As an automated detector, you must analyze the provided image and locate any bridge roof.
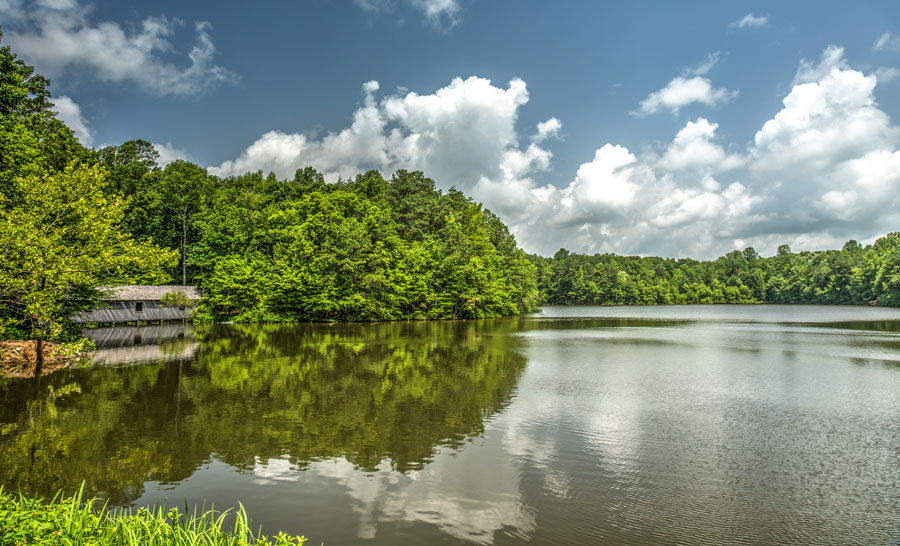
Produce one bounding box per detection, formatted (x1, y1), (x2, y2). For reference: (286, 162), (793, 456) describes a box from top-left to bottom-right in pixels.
(101, 285), (200, 301)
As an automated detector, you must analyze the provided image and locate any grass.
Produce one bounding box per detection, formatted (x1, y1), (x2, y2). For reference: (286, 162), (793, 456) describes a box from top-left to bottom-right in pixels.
(0, 485), (306, 545)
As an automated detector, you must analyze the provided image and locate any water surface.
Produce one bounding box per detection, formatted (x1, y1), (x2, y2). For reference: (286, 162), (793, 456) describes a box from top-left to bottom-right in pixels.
(2, 305), (900, 545)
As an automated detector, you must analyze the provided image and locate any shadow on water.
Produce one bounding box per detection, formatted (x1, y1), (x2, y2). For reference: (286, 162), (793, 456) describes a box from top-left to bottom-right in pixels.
(0, 320), (528, 504)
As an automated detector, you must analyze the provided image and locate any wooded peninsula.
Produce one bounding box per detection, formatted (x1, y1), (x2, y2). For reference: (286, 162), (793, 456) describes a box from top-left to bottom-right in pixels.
(2, 29), (900, 360)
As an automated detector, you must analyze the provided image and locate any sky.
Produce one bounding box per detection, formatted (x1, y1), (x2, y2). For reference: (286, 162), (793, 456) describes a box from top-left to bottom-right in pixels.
(2, 0), (900, 259)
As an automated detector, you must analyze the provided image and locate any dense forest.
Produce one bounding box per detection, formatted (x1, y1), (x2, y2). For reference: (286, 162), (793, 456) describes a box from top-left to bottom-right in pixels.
(531, 237), (900, 306)
(98, 147), (540, 321)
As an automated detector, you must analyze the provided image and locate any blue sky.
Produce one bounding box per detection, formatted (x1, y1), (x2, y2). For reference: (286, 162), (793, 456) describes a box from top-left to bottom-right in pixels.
(2, 0), (900, 258)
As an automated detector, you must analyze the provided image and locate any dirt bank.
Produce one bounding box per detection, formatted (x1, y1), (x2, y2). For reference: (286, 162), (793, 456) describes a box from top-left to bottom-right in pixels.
(0, 341), (81, 378)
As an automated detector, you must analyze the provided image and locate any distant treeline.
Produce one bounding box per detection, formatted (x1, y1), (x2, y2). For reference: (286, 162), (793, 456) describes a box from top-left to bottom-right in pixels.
(529, 237), (900, 306)
(99, 142), (540, 321)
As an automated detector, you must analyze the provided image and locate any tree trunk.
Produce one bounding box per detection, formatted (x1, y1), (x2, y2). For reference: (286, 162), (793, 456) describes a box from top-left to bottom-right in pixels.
(35, 338), (43, 376)
(182, 214), (187, 285)
(34, 277), (45, 375)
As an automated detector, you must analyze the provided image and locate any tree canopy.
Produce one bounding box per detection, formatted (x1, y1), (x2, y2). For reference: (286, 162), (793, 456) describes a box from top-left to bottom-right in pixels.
(170, 168), (541, 321)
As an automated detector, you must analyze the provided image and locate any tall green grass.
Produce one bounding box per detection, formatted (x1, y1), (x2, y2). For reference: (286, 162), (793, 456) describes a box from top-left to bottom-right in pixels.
(0, 486), (306, 545)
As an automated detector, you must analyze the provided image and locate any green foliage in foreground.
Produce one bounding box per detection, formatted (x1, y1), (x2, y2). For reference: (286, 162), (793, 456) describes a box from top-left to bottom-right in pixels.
(532, 234), (900, 306)
(0, 486), (306, 546)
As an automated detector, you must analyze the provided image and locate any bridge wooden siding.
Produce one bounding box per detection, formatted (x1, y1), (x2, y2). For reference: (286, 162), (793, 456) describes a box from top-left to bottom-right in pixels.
(71, 285), (200, 325)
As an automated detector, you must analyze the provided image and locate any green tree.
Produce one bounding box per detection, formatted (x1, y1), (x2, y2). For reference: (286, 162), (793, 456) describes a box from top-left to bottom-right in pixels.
(267, 190), (402, 320)
(97, 139), (160, 195)
(386, 170), (440, 241)
(190, 171), (275, 283)
(201, 254), (274, 321)
(0, 164), (178, 366)
(157, 160), (211, 284)
(874, 245), (900, 306)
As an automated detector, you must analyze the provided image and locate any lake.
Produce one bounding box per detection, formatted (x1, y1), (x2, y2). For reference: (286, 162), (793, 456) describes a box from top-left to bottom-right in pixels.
(2, 305), (900, 545)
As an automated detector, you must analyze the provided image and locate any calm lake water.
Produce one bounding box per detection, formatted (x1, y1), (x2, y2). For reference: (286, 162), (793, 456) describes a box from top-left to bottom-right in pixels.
(3, 305), (900, 545)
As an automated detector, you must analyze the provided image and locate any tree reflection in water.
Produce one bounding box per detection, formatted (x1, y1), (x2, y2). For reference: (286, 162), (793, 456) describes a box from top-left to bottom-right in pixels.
(0, 320), (528, 505)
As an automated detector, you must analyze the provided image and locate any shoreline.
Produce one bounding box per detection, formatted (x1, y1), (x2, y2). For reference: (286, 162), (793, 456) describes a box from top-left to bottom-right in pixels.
(0, 340), (85, 379)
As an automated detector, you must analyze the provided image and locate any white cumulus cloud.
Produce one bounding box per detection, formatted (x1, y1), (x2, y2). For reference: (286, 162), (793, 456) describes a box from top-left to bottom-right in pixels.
(51, 95), (93, 146)
(1, 0), (237, 96)
(792, 44), (848, 85)
(636, 76), (738, 116)
(748, 45), (900, 236)
(505, 46), (900, 257)
(562, 144), (641, 214)
(510, 140), (763, 258)
(153, 142), (190, 167)
(212, 45), (900, 259)
(533, 118), (562, 143)
(212, 76), (536, 190)
(658, 118), (745, 172)
(754, 47), (898, 174)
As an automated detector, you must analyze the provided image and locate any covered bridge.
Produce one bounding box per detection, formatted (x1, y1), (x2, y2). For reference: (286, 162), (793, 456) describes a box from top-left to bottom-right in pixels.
(71, 285), (201, 325)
